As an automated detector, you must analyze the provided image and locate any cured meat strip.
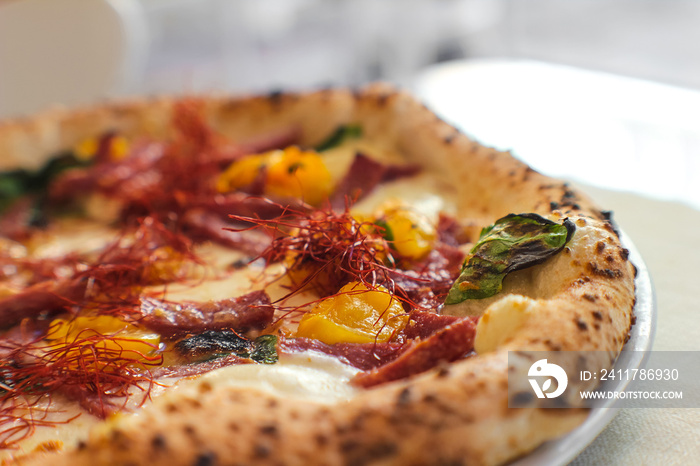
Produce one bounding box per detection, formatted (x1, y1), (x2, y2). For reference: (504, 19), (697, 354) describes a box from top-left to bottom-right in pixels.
(56, 385), (121, 419)
(330, 153), (422, 208)
(402, 310), (461, 340)
(188, 192), (296, 220)
(138, 290), (274, 338)
(0, 279), (85, 329)
(181, 208), (270, 256)
(278, 337), (404, 371)
(237, 126), (301, 157)
(352, 317), (477, 388)
(0, 197), (38, 241)
(152, 353), (251, 379)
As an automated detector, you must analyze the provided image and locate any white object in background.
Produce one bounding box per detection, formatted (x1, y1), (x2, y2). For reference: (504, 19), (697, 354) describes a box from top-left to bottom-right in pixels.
(413, 59), (700, 210)
(0, 0), (148, 119)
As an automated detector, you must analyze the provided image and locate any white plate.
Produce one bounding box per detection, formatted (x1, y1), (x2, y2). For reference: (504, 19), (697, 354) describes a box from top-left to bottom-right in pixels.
(510, 228), (656, 465)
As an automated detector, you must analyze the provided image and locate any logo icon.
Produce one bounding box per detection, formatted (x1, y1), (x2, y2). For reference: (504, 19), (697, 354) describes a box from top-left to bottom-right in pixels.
(528, 359), (568, 399)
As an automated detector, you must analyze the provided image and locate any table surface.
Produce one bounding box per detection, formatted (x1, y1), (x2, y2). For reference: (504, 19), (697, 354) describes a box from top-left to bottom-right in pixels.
(413, 59), (700, 465)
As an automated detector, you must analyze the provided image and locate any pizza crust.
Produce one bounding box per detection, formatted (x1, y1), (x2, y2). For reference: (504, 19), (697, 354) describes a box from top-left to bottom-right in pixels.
(2, 85), (636, 466)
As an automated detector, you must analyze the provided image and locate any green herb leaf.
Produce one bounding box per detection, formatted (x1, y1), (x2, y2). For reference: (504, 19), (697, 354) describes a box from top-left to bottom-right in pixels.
(445, 213), (575, 304)
(315, 124), (363, 151)
(250, 335), (278, 364)
(373, 218), (394, 242)
(0, 151), (89, 214)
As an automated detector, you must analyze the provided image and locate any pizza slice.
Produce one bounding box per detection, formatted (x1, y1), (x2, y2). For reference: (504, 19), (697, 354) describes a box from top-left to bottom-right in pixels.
(0, 85), (636, 465)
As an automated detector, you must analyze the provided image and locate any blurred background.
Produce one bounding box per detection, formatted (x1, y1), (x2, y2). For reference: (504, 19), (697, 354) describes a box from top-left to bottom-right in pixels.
(1, 0), (699, 208)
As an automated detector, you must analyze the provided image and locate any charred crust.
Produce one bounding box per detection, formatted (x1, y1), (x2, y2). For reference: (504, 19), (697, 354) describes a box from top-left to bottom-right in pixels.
(254, 443), (272, 458)
(165, 402), (179, 413)
(592, 310), (604, 320)
(397, 387), (412, 406)
(366, 441), (398, 459)
(259, 424), (278, 437)
(340, 439), (359, 453)
(620, 248), (630, 261)
(596, 241), (606, 253)
(574, 276), (592, 286)
(436, 364), (451, 378)
(583, 293), (597, 302)
(193, 452), (217, 466)
(151, 433), (167, 450)
(575, 318), (588, 331)
(315, 434), (329, 447)
(183, 424), (197, 439)
(511, 391), (534, 405)
(586, 262), (624, 279)
(443, 131), (458, 144)
(550, 201), (560, 210)
(266, 90), (285, 106)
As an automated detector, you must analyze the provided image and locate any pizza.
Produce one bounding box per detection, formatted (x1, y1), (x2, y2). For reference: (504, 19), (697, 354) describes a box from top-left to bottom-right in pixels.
(0, 84), (636, 465)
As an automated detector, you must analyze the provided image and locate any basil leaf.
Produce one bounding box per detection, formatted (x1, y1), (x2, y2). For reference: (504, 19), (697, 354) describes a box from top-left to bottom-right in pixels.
(315, 124), (362, 151)
(373, 218), (394, 242)
(250, 335), (278, 364)
(445, 213), (575, 304)
(0, 151), (88, 214)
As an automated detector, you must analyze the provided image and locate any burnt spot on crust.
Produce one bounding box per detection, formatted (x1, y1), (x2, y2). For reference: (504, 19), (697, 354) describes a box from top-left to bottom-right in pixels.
(583, 293), (597, 302)
(605, 255), (615, 263)
(344, 440), (399, 466)
(254, 443), (272, 458)
(193, 452), (217, 466)
(443, 131), (459, 144)
(587, 262), (624, 279)
(151, 433), (167, 450)
(574, 276), (592, 286)
(575, 318), (588, 331)
(522, 166), (538, 182)
(376, 93), (391, 106)
(436, 364), (451, 378)
(165, 402), (179, 413)
(550, 201), (560, 211)
(266, 89), (284, 106)
(511, 391), (534, 405)
(596, 241), (606, 254)
(620, 248), (630, 261)
(259, 424), (278, 437)
(397, 387), (412, 406)
(340, 439), (359, 453)
(592, 310), (604, 320)
(315, 433), (329, 447)
(183, 424), (198, 439)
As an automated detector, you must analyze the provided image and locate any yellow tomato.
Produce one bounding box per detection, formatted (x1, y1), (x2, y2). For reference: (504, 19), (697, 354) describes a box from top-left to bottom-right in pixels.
(378, 206), (437, 260)
(47, 315), (161, 363)
(216, 153), (268, 193)
(217, 147), (333, 205)
(74, 135), (129, 161)
(265, 147), (333, 205)
(296, 282), (407, 344)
